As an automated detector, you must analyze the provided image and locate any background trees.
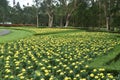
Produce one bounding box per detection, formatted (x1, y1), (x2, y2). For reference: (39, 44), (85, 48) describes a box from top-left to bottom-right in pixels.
(0, 0), (120, 31)
(42, 0), (56, 27)
(0, 0), (9, 24)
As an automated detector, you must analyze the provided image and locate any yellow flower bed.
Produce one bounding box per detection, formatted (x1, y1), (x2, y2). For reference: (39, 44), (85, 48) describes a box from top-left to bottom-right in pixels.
(0, 28), (119, 80)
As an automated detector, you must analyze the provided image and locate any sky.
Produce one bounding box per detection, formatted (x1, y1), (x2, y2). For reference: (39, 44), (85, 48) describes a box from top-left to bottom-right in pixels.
(8, 0), (34, 7)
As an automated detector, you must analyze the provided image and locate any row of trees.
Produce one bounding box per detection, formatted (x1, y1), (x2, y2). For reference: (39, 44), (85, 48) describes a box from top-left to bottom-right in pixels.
(0, 0), (120, 31)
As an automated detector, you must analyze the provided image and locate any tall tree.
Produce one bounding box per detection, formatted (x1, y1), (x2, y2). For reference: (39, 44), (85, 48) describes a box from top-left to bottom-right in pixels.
(11, 2), (23, 24)
(33, 0), (41, 27)
(101, 0), (112, 31)
(22, 5), (37, 24)
(58, 0), (78, 27)
(0, 0), (9, 24)
(42, 0), (57, 27)
(72, 0), (88, 27)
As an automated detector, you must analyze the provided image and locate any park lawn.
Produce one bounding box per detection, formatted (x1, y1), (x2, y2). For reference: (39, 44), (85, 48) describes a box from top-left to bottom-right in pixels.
(0, 28), (34, 43)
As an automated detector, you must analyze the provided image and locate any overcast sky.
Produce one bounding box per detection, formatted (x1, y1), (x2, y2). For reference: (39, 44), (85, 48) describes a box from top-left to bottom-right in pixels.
(8, 0), (33, 7)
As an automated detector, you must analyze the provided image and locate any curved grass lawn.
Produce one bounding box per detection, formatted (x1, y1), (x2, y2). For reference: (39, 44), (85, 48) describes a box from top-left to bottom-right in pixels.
(0, 29), (34, 43)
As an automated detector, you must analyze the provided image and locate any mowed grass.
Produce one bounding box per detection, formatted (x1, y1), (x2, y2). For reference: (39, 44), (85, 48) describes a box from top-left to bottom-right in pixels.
(0, 28), (34, 43)
(0, 27), (120, 79)
(89, 44), (120, 71)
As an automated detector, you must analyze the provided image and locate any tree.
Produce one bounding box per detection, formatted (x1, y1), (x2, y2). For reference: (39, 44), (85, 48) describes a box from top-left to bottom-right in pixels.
(110, 0), (120, 30)
(22, 5), (37, 24)
(10, 2), (23, 24)
(0, 0), (9, 24)
(41, 0), (57, 27)
(58, 0), (78, 27)
(33, 0), (41, 27)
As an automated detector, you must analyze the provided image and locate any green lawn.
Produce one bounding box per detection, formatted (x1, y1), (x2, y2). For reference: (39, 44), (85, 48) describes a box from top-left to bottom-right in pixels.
(0, 28), (34, 43)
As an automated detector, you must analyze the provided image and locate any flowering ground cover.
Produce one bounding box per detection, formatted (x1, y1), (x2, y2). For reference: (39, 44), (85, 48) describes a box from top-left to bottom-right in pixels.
(0, 28), (120, 80)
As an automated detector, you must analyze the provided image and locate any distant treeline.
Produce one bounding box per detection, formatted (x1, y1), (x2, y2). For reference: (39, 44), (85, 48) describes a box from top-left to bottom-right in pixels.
(0, 0), (120, 31)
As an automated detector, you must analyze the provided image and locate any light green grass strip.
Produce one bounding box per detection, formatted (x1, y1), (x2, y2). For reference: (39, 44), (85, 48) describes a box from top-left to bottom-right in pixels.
(0, 29), (34, 43)
(89, 44), (120, 71)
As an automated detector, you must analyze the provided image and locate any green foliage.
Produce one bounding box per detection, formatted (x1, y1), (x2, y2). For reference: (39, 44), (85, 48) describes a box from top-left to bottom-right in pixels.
(0, 0), (9, 23)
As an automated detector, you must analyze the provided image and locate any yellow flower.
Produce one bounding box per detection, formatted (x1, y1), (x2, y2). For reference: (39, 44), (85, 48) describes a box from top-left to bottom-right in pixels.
(108, 75), (114, 79)
(49, 76), (54, 80)
(45, 72), (49, 76)
(49, 77), (54, 80)
(20, 76), (24, 79)
(53, 66), (57, 69)
(75, 66), (78, 68)
(56, 69), (61, 73)
(99, 68), (105, 71)
(41, 67), (45, 70)
(10, 76), (14, 79)
(101, 75), (104, 78)
(95, 76), (99, 79)
(93, 69), (97, 72)
(80, 78), (86, 80)
(107, 73), (114, 78)
(4, 75), (9, 78)
(73, 78), (77, 80)
(35, 70), (41, 76)
(80, 70), (86, 72)
(90, 73), (94, 77)
(60, 72), (64, 75)
(72, 63), (75, 66)
(22, 68), (26, 72)
(76, 74), (80, 77)
(85, 65), (89, 68)
(16, 67), (20, 69)
(64, 77), (71, 80)
(99, 73), (104, 76)
(5, 69), (11, 73)
(69, 70), (73, 73)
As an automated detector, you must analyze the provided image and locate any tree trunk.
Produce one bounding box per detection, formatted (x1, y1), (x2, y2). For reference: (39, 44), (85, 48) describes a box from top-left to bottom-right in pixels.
(36, 14), (39, 27)
(64, 0), (78, 27)
(106, 0), (111, 31)
(98, 0), (101, 29)
(2, 15), (5, 24)
(65, 14), (70, 27)
(60, 17), (63, 27)
(106, 16), (110, 31)
(65, 20), (69, 27)
(48, 15), (53, 27)
(104, 2), (110, 31)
